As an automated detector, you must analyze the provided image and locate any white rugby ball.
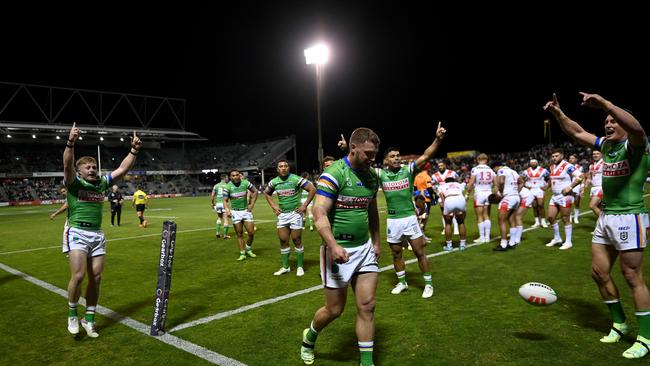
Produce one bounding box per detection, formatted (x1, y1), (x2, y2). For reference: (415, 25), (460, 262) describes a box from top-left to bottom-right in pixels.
(518, 282), (557, 305)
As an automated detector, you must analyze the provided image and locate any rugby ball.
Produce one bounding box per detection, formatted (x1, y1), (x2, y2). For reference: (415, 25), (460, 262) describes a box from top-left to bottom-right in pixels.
(488, 193), (501, 204)
(518, 282), (557, 305)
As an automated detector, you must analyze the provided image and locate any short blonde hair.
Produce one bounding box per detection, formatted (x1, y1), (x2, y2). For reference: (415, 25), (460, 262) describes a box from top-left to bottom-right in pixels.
(75, 156), (97, 169)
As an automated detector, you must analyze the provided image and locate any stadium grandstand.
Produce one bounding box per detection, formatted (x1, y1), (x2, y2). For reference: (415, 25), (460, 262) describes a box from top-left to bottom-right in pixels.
(0, 81), (298, 205)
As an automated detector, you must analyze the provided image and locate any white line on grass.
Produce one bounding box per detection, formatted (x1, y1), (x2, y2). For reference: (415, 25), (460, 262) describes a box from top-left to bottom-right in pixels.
(0, 261), (246, 366)
(171, 198), (646, 333)
(0, 220), (278, 255)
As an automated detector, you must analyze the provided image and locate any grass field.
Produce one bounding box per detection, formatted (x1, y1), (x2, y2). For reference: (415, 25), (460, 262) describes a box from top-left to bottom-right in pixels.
(1, 191), (649, 365)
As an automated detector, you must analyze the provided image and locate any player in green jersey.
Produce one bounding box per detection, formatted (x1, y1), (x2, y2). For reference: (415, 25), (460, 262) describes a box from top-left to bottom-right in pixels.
(301, 128), (381, 366)
(545, 92), (650, 359)
(378, 121), (446, 299)
(210, 173), (231, 239)
(264, 160), (316, 276)
(223, 170), (258, 261)
(63, 123), (141, 338)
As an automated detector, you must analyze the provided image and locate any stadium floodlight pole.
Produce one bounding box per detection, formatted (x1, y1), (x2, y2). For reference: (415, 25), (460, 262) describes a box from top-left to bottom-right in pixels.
(304, 43), (329, 165)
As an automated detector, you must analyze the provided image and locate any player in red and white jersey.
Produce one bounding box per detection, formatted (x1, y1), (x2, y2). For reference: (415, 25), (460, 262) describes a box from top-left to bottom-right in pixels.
(522, 159), (550, 228)
(545, 148), (583, 250)
(438, 178), (467, 251)
(433, 161), (459, 236)
(512, 185), (535, 245)
(493, 164), (522, 251)
(466, 153), (494, 243)
(568, 154), (586, 224)
(584, 150), (604, 217)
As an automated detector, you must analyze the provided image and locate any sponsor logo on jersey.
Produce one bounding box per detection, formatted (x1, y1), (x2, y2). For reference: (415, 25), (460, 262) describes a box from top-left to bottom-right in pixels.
(382, 178), (409, 191)
(230, 191), (247, 199)
(78, 189), (105, 202)
(603, 160), (630, 177)
(336, 195), (372, 209)
(276, 188), (296, 197)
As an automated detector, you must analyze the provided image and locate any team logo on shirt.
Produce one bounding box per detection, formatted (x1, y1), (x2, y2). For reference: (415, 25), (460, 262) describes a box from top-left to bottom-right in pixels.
(336, 195), (372, 209)
(603, 160), (630, 177)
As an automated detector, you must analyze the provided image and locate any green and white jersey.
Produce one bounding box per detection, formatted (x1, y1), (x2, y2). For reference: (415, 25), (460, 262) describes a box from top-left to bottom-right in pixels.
(317, 157), (380, 248)
(224, 179), (254, 210)
(595, 137), (650, 214)
(66, 174), (111, 230)
(266, 173), (309, 213)
(212, 182), (228, 204)
(376, 161), (419, 219)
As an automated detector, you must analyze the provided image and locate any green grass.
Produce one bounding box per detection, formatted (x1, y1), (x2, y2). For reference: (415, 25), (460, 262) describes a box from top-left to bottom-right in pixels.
(1, 191), (648, 365)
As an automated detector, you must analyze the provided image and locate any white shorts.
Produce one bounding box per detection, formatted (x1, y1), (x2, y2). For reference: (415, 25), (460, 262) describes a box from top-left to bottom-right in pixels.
(474, 190), (491, 207)
(320, 240), (379, 288)
(277, 211), (304, 230)
(443, 196), (466, 215)
(213, 202), (225, 214)
(550, 194), (574, 208)
(572, 184), (583, 197)
(592, 213), (649, 251)
(63, 226), (106, 257)
(386, 215), (423, 244)
(231, 209), (254, 224)
(519, 190), (534, 208)
(590, 186), (603, 199)
(529, 187), (545, 200)
(498, 195), (520, 212)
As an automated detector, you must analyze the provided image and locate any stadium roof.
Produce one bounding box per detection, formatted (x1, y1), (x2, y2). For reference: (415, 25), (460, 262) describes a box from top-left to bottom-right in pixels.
(0, 122), (206, 142)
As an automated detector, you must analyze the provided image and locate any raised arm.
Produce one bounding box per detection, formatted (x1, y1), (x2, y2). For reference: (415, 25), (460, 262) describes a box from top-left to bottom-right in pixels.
(415, 122), (446, 169)
(63, 123), (80, 186)
(580, 92), (646, 146)
(112, 131), (142, 182)
(543, 93), (597, 147)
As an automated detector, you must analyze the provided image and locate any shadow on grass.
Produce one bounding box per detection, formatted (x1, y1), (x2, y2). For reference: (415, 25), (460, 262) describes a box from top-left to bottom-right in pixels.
(513, 332), (549, 341)
(317, 329), (360, 363)
(562, 296), (609, 332)
(0, 274), (20, 286)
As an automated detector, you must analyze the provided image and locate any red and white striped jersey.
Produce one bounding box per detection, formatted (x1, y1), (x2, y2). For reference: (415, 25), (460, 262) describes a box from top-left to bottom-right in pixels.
(549, 160), (576, 194)
(432, 169), (458, 185)
(522, 166), (549, 189)
(470, 164), (494, 192)
(589, 159), (604, 187)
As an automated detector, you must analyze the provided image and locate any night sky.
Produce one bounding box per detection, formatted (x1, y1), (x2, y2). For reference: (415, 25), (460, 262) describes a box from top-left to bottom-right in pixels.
(1, 3), (648, 170)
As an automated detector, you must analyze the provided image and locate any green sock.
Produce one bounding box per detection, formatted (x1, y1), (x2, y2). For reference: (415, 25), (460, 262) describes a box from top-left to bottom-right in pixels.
(296, 247), (304, 268)
(224, 226), (230, 236)
(85, 306), (96, 322)
(605, 300), (627, 324)
(396, 270), (406, 285)
(281, 248), (290, 268)
(423, 272), (432, 286)
(358, 341), (374, 366)
(306, 322), (318, 343)
(68, 302), (78, 317)
(636, 309), (650, 339)
(216, 222), (222, 234)
(308, 216), (313, 226)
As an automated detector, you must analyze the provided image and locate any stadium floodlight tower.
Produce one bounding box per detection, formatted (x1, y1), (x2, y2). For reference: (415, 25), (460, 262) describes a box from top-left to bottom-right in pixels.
(304, 43), (329, 166)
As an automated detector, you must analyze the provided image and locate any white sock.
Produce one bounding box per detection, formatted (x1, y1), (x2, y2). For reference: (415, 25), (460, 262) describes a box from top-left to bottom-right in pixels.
(500, 239), (508, 248)
(574, 209), (580, 219)
(534, 217), (540, 224)
(516, 226), (523, 242)
(542, 218), (548, 225)
(446, 240), (452, 247)
(477, 221), (485, 241)
(564, 224), (572, 243)
(552, 223), (561, 240)
(460, 239), (466, 247)
(484, 220), (491, 241)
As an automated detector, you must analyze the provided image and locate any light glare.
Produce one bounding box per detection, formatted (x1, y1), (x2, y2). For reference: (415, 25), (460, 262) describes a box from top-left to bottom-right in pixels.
(304, 44), (329, 65)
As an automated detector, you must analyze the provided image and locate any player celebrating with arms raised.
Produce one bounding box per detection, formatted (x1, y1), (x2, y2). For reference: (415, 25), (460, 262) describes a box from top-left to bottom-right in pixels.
(63, 124), (141, 338)
(545, 92), (650, 359)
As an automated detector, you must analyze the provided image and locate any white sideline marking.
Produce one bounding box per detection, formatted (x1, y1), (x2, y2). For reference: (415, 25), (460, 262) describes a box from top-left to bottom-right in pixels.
(146, 216), (179, 219)
(0, 220), (277, 255)
(0, 261), (246, 366)
(148, 208), (173, 211)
